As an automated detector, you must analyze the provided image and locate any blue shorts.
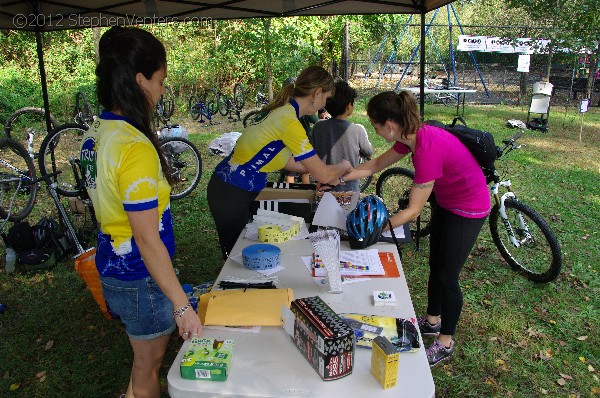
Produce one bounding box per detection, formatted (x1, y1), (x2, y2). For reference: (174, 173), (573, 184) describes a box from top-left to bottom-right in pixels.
(100, 275), (176, 340)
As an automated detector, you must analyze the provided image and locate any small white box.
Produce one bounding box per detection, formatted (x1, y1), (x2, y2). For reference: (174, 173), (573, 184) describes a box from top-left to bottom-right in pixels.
(373, 291), (397, 307)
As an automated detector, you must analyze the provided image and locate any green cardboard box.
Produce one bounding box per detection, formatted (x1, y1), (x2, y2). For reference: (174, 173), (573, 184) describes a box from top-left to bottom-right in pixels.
(180, 338), (234, 381)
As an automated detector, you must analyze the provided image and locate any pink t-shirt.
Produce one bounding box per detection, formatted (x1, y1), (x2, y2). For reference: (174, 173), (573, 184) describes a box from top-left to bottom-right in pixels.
(393, 124), (490, 218)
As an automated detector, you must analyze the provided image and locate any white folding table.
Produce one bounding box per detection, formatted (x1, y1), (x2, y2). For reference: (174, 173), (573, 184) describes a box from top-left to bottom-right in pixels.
(167, 233), (435, 398)
(402, 87), (477, 117)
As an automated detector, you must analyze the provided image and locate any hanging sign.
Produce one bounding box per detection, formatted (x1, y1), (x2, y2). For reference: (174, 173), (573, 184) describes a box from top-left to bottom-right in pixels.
(580, 99), (590, 113)
(486, 37), (514, 53)
(457, 35), (486, 52)
(458, 35), (551, 54)
(514, 38), (534, 54)
(517, 54), (531, 72)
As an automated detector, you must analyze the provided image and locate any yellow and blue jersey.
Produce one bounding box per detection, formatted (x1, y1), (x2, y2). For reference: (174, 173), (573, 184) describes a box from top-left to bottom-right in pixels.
(80, 111), (175, 280)
(214, 100), (315, 192)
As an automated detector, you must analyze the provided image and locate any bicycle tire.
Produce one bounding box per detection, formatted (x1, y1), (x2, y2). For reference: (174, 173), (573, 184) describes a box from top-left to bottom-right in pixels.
(205, 89), (218, 116)
(189, 95), (201, 120)
(0, 138), (37, 221)
(233, 83), (245, 110)
(159, 137), (202, 200)
(217, 92), (229, 116)
(489, 198), (562, 283)
(74, 91), (94, 127)
(4, 107), (58, 154)
(242, 109), (263, 128)
(375, 167), (435, 238)
(38, 123), (88, 197)
(358, 155), (373, 192)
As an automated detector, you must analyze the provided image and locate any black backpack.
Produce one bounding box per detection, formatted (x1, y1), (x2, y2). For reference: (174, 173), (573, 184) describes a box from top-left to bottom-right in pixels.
(425, 118), (500, 181)
(3, 217), (67, 271)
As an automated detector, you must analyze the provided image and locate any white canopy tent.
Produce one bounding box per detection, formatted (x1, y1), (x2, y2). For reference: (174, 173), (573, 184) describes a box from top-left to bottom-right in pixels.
(0, 0), (458, 128)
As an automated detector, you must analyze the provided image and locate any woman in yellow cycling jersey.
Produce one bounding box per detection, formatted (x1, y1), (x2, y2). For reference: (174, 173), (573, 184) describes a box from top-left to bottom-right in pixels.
(207, 66), (352, 258)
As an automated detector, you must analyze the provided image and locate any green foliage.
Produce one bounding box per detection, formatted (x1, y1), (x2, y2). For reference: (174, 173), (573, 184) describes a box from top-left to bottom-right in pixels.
(0, 100), (598, 397)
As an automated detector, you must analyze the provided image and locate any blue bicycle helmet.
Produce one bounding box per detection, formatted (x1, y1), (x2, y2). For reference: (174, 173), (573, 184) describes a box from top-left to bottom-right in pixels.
(346, 195), (389, 249)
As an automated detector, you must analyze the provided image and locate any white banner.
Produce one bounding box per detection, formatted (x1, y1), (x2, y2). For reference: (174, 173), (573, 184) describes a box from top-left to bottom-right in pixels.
(486, 37), (514, 53)
(457, 35), (551, 54)
(457, 35), (486, 51)
(514, 38), (533, 54)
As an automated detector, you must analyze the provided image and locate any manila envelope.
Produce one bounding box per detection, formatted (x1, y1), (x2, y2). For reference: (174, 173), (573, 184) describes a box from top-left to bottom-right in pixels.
(199, 288), (294, 326)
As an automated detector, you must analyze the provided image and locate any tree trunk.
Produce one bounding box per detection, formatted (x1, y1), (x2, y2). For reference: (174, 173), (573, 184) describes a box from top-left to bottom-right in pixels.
(342, 21), (349, 82)
(92, 27), (101, 65)
(263, 18), (273, 101)
(586, 43), (599, 103)
(545, 41), (553, 83)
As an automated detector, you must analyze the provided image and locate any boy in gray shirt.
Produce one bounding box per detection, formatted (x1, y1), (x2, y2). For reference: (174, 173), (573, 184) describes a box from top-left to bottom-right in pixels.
(310, 81), (374, 192)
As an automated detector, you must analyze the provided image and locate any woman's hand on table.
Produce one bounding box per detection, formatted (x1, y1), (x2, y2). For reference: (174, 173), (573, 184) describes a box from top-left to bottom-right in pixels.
(176, 306), (203, 340)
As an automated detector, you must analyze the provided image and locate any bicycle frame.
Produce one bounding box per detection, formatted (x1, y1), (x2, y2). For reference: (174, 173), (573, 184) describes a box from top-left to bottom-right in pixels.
(491, 179), (529, 249)
(191, 99), (216, 124)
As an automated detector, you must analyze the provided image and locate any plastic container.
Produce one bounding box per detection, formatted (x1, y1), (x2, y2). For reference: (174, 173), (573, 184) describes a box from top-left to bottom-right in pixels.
(5, 247), (16, 273)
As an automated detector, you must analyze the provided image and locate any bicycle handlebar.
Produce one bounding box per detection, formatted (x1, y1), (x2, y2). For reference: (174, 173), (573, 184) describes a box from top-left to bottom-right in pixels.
(498, 130), (525, 159)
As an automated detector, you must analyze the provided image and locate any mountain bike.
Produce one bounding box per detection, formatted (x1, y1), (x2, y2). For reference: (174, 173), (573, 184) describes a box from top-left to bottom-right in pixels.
(189, 89), (219, 125)
(254, 83), (269, 109)
(157, 132), (202, 201)
(0, 137), (38, 222)
(74, 91), (96, 128)
(38, 123), (88, 198)
(1, 137), (93, 254)
(156, 85), (174, 127)
(3, 107), (59, 162)
(375, 130), (562, 283)
(217, 82), (245, 121)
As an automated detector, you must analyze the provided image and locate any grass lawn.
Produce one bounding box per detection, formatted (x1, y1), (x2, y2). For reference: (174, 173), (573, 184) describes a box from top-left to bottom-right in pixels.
(1, 97), (598, 397)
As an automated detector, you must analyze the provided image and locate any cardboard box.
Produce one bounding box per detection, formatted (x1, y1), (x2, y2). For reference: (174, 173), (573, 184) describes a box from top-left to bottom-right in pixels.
(371, 336), (399, 389)
(180, 338), (234, 381)
(289, 296), (355, 380)
(252, 186), (316, 222)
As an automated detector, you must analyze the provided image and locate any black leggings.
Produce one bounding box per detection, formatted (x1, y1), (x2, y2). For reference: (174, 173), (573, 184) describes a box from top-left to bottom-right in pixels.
(427, 205), (486, 336)
(207, 173), (259, 259)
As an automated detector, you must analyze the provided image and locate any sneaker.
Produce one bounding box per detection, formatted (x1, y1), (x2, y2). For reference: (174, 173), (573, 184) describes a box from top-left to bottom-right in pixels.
(426, 339), (454, 367)
(417, 316), (441, 336)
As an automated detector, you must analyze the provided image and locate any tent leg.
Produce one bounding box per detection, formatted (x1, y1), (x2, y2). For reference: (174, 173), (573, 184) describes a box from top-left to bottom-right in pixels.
(34, 22), (53, 134)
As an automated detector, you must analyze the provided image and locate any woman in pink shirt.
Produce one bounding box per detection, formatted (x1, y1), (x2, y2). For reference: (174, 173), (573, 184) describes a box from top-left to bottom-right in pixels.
(339, 91), (490, 367)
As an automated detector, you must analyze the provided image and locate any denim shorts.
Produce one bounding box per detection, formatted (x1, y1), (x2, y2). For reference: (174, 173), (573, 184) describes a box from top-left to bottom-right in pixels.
(100, 275), (176, 340)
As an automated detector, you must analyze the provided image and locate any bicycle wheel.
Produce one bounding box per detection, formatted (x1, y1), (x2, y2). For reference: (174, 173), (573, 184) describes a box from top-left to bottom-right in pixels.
(233, 83), (245, 110)
(74, 91), (95, 127)
(4, 107), (58, 155)
(242, 109), (266, 128)
(358, 155), (373, 192)
(217, 93), (229, 116)
(189, 95), (201, 120)
(160, 137), (202, 200)
(489, 198), (562, 283)
(38, 123), (87, 197)
(375, 167), (435, 237)
(0, 138), (37, 221)
(204, 89), (218, 116)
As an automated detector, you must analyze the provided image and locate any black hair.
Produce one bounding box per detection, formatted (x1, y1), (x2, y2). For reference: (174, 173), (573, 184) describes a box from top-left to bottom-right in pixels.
(366, 91), (422, 139)
(95, 26), (173, 183)
(325, 80), (357, 117)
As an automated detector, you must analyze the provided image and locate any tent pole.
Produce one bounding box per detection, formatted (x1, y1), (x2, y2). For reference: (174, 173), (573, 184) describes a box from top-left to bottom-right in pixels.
(419, 11), (426, 120)
(33, 3), (53, 133)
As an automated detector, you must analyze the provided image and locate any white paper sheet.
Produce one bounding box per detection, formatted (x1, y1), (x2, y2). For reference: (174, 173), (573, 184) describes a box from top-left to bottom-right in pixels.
(311, 192), (349, 230)
(381, 225), (406, 239)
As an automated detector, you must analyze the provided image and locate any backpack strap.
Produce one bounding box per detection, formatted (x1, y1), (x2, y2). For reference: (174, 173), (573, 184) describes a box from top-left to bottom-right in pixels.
(450, 116), (468, 127)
